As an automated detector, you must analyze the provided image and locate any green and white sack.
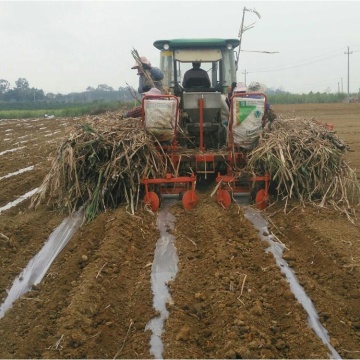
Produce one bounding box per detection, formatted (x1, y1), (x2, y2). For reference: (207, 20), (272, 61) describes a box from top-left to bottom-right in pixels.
(232, 96), (265, 149)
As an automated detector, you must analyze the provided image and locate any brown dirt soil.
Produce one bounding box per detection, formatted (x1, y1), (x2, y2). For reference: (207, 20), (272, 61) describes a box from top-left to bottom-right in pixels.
(0, 103), (359, 359)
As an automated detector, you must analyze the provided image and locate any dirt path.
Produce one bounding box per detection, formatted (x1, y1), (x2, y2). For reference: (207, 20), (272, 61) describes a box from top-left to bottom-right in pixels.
(0, 104), (359, 358)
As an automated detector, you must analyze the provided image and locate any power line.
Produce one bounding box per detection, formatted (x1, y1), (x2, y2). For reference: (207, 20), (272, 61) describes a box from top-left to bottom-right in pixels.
(248, 54), (344, 74)
(245, 47), (345, 74)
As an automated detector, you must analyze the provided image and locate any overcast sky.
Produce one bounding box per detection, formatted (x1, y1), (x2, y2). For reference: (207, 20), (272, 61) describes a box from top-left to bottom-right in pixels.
(1, 0), (359, 95)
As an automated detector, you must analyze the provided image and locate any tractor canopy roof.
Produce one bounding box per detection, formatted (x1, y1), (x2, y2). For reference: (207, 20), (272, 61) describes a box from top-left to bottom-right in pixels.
(153, 38), (240, 50)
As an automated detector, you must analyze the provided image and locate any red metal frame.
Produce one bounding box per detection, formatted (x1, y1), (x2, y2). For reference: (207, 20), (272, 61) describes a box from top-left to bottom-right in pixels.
(140, 92), (271, 209)
(198, 96), (205, 151)
(216, 172), (270, 193)
(217, 92), (271, 203)
(142, 173), (196, 196)
(140, 94), (196, 198)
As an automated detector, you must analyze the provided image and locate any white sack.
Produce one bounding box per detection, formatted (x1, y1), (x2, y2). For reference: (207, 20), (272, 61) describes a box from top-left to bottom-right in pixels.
(232, 96), (265, 149)
(144, 99), (177, 142)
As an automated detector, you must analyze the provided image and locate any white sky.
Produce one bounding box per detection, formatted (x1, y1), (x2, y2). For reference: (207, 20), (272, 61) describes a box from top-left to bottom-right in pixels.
(1, 0), (359, 95)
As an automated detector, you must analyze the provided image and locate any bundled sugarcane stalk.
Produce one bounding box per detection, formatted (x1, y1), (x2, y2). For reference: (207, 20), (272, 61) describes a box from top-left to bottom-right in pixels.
(31, 114), (169, 222)
(246, 117), (360, 222)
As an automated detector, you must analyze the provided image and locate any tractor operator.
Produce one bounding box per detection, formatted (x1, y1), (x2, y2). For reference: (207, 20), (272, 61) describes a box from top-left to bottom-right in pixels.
(182, 62), (211, 89)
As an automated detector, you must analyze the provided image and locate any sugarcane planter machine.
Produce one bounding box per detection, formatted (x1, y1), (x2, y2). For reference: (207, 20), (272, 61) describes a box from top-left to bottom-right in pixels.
(140, 38), (270, 211)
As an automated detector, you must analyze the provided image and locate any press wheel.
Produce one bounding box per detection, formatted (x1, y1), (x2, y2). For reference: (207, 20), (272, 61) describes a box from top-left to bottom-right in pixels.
(182, 190), (198, 210)
(217, 189), (232, 209)
(144, 191), (160, 212)
(255, 189), (268, 210)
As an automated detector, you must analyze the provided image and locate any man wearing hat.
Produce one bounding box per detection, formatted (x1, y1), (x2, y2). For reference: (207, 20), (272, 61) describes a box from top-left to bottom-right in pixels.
(131, 56), (164, 94)
(233, 81), (276, 128)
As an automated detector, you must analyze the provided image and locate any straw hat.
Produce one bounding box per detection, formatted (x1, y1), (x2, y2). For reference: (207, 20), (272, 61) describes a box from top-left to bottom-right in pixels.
(233, 82), (247, 93)
(247, 82), (267, 92)
(131, 56), (151, 69)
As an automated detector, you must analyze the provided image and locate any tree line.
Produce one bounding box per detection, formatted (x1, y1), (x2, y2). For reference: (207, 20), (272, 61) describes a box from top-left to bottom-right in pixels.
(0, 78), (136, 107)
(266, 88), (349, 104)
(0, 77), (357, 108)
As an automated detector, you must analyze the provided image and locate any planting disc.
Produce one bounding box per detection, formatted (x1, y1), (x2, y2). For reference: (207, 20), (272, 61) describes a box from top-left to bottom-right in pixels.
(144, 191), (160, 212)
(255, 189), (268, 210)
(217, 189), (232, 209)
(182, 190), (198, 210)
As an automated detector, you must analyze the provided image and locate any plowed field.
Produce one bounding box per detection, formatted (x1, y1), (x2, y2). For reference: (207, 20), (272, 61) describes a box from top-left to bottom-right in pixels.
(0, 103), (359, 359)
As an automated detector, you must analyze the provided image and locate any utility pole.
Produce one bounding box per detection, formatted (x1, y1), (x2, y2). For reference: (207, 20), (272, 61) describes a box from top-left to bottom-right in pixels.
(242, 69), (249, 85)
(236, 7), (261, 72)
(344, 46), (353, 102)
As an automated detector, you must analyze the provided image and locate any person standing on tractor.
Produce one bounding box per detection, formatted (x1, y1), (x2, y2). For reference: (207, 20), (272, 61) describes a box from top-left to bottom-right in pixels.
(131, 56), (164, 94)
(220, 82), (246, 128)
(220, 92), (230, 127)
(125, 56), (164, 119)
(226, 81), (237, 109)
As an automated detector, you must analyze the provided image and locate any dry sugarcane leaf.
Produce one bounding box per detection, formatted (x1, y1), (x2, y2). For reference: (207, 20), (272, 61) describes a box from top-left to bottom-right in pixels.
(32, 112), (168, 222)
(246, 117), (360, 221)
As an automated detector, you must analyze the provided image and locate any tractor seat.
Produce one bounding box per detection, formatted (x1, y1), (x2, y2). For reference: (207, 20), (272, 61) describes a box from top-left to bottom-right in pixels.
(184, 77), (211, 89)
(184, 87), (217, 93)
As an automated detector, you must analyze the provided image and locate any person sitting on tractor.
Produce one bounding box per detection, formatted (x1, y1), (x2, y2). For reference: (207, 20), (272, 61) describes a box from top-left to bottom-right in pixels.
(124, 87), (162, 118)
(182, 62), (211, 89)
(131, 56), (164, 94)
(247, 82), (277, 127)
(233, 81), (276, 128)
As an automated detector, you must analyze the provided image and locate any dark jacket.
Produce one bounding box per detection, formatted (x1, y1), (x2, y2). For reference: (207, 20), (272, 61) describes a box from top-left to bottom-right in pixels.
(138, 67), (164, 93)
